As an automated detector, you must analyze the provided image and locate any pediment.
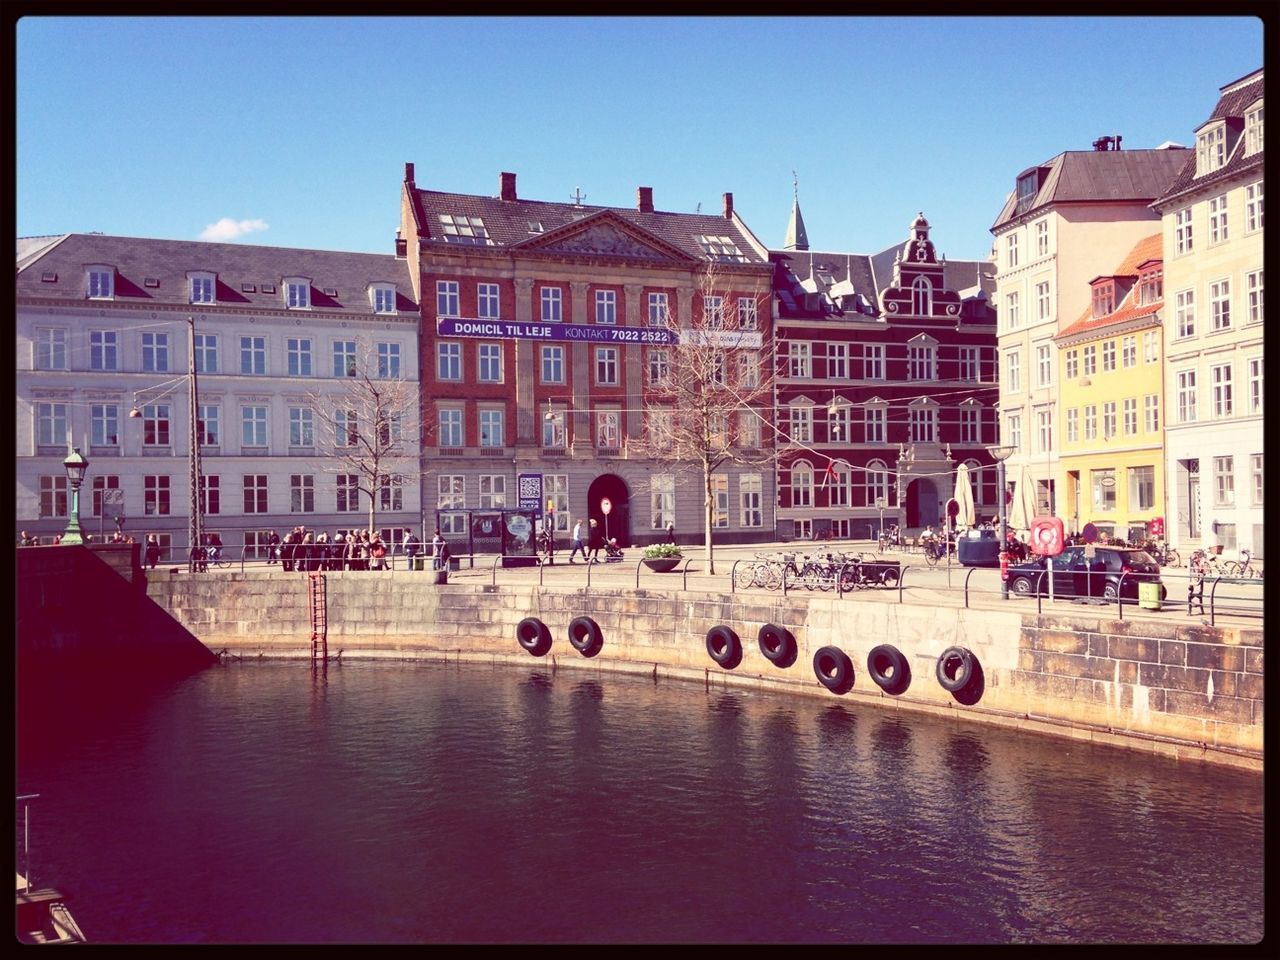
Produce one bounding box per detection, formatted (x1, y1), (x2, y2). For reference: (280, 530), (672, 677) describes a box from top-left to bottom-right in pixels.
(514, 210), (695, 263)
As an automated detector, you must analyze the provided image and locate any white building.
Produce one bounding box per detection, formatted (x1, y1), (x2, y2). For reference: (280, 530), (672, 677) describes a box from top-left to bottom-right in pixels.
(16, 234), (421, 558)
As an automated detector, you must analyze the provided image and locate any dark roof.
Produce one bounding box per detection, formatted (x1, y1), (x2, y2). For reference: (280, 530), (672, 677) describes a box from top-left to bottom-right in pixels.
(15, 233), (418, 313)
(1154, 69), (1264, 207)
(990, 148), (1188, 231)
(412, 188), (768, 264)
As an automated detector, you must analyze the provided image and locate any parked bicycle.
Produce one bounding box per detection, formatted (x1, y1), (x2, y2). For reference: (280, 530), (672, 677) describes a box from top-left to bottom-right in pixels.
(1223, 548), (1261, 579)
(922, 536), (954, 567)
(1189, 548), (1229, 578)
(1142, 538), (1181, 567)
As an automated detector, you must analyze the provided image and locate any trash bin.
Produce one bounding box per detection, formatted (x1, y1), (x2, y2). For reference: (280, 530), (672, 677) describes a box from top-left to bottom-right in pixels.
(1139, 581), (1162, 611)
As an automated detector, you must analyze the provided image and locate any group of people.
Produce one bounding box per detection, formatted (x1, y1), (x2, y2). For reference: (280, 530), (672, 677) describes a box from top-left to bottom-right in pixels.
(264, 526), (403, 572)
(562, 517), (649, 564)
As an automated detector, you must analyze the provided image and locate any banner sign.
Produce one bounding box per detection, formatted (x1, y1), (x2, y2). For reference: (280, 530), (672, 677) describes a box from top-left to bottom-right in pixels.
(517, 473), (543, 514)
(438, 318), (676, 345)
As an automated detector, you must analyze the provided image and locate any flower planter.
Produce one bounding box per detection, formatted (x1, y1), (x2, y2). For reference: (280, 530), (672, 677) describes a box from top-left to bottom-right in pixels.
(643, 556), (681, 573)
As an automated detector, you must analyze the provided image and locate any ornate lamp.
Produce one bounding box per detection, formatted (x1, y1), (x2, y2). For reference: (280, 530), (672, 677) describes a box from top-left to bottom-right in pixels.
(61, 447), (90, 545)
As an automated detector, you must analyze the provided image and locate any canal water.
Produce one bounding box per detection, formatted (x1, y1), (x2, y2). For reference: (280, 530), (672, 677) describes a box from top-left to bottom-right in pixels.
(15, 660), (1263, 944)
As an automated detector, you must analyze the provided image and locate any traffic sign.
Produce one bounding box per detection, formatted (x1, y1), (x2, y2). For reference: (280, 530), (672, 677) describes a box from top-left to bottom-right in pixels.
(874, 497), (886, 509)
(601, 497), (612, 515)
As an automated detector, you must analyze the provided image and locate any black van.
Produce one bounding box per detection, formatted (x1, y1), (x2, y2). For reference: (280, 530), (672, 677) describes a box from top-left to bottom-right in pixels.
(1006, 545), (1165, 602)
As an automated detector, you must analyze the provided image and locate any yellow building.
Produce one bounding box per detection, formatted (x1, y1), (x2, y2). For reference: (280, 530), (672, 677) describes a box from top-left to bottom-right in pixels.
(1055, 234), (1166, 543)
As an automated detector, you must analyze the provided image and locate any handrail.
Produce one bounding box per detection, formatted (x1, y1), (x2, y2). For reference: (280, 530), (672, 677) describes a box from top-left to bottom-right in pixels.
(490, 555), (502, 586)
(729, 558), (744, 594)
(680, 557), (697, 590)
(836, 561), (852, 598)
(635, 557), (646, 589)
(897, 565), (911, 603)
(963, 567), (978, 608)
(1034, 570), (1047, 615)
(1117, 571), (1128, 620)
(1209, 576), (1223, 626)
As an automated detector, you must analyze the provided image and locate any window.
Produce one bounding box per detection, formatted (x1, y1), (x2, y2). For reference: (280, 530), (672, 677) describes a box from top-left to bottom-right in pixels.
(710, 475), (729, 527)
(1129, 466), (1155, 511)
(864, 406), (886, 444)
(1210, 280), (1231, 331)
(36, 402), (68, 447)
(1213, 456), (1235, 506)
(1212, 363), (1234, 418)
(542, 409), (565, 449)
(864, 344), (885, 380)
(1065, 349), (1079, 381)
(864, 459), (891, 508)
(789, 404), (812, 443)
(1035, 220), (1049, 257)
(1174, 289), (1195, 339)
(648, 292), (669, 327)
(1102, 340), (1116, 372)
(242, 475), (268, 513)
(1102, 401), (1116, 439)
(1016, 173), (1038, 213)
(912, 277), (933, 315)
(1036, 343), (1052, 387)
(739, 411), (761, 449)
(596, 411), (620, 450)
(1004, 292), (1019, 328)
(1138, 268), (1163, 305)
(709, 353), (726, 387)
(827, 463), (851, 508)
(1208, 194), (1230, 244)
(650, 475), (675, 531)
(1246, 270), (1263, 324)
(789, 342), (811, 378)
(143, 404), (170, 447)
(479, 408), (504, 447)
(1248, 358), (1263, 414)
(740, 474), (763, 527)
(240, 336), (266, 375)
(1005, 350), (1021, 392)
(1007, 412), (1023, 449)
(1177, 370), (1198, 423)
(1175, 208), (1194, 255)
(958, 346), (979, 381)
(377, 342), (401, 379)
(697, 235), (746, 261)
(438, 214), (491, 245)
(1082, 344), (1096, 376)
(1123, 397), (1138, 436)
(91, 404), (119, 448)
(1122, 336), (1136, 368)
(241, 406), (268, 447)
(335, 409), (358, 447)
(1251, 454), (1264, 505)
(437, 342), (461, 381)
(478, 283), (500, 319)
(143, 332), (170, 373)
(438, 475), (465, 511)
(290, 475), (314, 513)
(373, 286), (397, 314)
(908, 343), (936, 380)
(473, 343), (502, 383)
(648, 349), (669, 385)
(541, 345), (564, 384)
(39, 476), (68, 518)
(1091, 284), (1114, 318)
(144, 475), (170, 516)
(909, 404), (937, 443)
(438, 407), (463, 448)
(738, 351), (759, 388)
(1245, 181), (1263, 233)
(595, 289), (617, 324)
(1144, 394), (1160, 433)
(1245, 103), (1264, 155)
(1091, 469), (1116, 511)
(337, 475), (360, 512)
(1036, 281), (1050, 321)
(379, 476), (403, 512)
(190, 275), (215, 304)
(1196, 123), (1226, 175)
(333, 340), (357, 377)
(35, 328), (67, 370)
(960, 404), (981, 444)
(595, 347), (619, 385)
(790, 463), (813, 508)
(827, 343), (849, 380)
(479, 475), (506, 508)
(647, 409), (673, 448)
(545, 475), (569, 531)
(197, 404), (219, 446)
(1007, 233), (1019, 268)
(1066, 408), (1079, 444)
(437, 280), (460, 317)
(87, 268), (113, 299)
(738, 297), (758, 330)
(1143, 331), (1159, 363)
(541, 287), (563, 323)
(827, 404), (849, 443)
(288, 407), (313, 448)
(91, 331), (118, 371)
(1037, 408), (1053, 452)
(286, 281), (310, 309)
(90, 475), (120, 517)
(287, 338), (312, 377)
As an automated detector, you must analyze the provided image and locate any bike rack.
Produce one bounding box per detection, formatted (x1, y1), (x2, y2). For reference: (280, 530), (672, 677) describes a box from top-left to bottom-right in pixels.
(490, 555), (502, 586)
(680, 557), (697, 590)
(729, 558), (743, 594)
(897, 565), (911, 602)
(962, 567), (978, 608)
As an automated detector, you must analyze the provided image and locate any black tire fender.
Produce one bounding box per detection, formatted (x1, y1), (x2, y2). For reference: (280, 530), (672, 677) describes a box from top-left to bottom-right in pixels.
(515, 617), (552, 657)
(936, 646), (976, 692)
(813, 645), (854, 695)
(567, 616), (604, 658)
(866, 643), (910, 695)
(757, 623), (796, 668)
(705, 625), (742, 669)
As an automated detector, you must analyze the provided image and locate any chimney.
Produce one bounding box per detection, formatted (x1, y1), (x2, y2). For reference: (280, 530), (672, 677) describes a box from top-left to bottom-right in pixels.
(1115, 134), (1122, 150)
(395, 230), (406, 259)
(637, 186), (654, 213)
(500, 171), (517, 201)
(404, 162), (415, 184)
(723, 192), (734, 219)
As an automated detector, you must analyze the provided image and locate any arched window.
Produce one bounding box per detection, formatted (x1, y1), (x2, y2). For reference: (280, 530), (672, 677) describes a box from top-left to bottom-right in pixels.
(912, 276), (933, 315)
(863, 459), (890, 506)
(790, 461), (813, 508)
(827, 460), (851, 507)
(964, 458), (983, 507)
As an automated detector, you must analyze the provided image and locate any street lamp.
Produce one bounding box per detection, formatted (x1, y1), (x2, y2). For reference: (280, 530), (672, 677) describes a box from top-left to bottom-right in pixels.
(61, 447), (90, 545)
(987, 443), (1016, 599)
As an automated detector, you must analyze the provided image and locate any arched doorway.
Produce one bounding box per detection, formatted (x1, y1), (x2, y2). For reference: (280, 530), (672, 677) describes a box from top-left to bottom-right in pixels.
(586, 474), (631, 547)
(905, 477), (940, 529)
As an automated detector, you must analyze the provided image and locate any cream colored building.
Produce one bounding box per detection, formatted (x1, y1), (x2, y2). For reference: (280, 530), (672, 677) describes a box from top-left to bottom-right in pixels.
(1151, 68), (1264, 557)
(989, 141), (1187, 519)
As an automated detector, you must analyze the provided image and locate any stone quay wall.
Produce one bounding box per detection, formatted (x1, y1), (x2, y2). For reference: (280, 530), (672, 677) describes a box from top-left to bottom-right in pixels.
(140, 573), (1263, 770)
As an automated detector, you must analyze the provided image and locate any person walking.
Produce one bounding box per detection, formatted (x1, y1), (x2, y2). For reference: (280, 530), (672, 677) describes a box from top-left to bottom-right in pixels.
(404, 529), (421, 566)
(587, 518), (603, 563)
(432, 528), (446, 571)
(145, 534), (161, 570)
(568, 519), (587, 563)
(267, 530), (281, 565)
(666, 521), (676, 544)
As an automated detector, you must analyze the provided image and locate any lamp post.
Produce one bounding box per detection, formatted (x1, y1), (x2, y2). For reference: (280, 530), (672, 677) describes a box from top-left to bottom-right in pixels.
(61, 447), (89, 545)
(987, 443), (1016, 599)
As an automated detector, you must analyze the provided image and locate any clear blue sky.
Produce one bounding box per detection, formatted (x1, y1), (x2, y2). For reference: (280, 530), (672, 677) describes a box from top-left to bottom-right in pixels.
(16, 15), (1265, 262)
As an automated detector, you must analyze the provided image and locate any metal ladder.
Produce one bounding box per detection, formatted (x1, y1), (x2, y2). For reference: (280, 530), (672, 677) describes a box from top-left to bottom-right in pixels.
(308, 572), (328, 660)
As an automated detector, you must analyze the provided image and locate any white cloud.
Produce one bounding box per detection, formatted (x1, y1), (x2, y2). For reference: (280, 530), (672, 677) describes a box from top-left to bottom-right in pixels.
(198, 217), (269, 242)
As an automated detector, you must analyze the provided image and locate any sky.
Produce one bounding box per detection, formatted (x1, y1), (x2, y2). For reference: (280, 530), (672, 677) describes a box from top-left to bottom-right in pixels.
(15, 15), (1266, 263)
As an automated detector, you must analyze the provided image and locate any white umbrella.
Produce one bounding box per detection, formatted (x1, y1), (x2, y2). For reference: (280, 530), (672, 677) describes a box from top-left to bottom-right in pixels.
(953, 463), (976, 529)
(1009, 463), (1036, 531)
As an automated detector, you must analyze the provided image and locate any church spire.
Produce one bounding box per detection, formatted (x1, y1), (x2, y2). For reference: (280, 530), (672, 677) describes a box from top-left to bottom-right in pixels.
(783, 170), (809, 251)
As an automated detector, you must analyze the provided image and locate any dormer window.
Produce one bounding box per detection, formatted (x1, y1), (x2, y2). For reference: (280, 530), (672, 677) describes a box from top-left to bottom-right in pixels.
(1245, 101), (1264, 155)
(285, 279), (311, 309)
(87, 266), (114, 299)
(1137, 265), (1163, 306)
(1196, 122), (1227, 176)
(1015, 171), (1038, 214)
(189, 273), (216, 304)
(1091, 281), (1115, 318)
(371, 285), (397, 314)
(697, 235), (747, 262)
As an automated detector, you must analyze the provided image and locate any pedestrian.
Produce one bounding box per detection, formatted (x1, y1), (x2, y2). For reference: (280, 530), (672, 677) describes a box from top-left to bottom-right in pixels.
(666, 521), (676, 544)
(404, 529), (421, 565)
(281, 529), (296, 572)
(370, 534), (387, 571)
(145, 534), (161, 570)
(432, 528), (446, 570)
(568, 519), (587, 563)
(539, 512), (556, 565)
(587, 518), (602, 563)
(267, 530), (280, 565)
(17, 530), (37, 546)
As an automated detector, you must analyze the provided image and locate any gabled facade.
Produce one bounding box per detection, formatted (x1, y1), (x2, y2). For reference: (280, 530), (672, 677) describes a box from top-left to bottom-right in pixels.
(400, 165), (776, 546)
(16, 234), (421, 555)
(1151, 68), (1264, 556)
(771, 213), (999, 540)
(990, 140), (1188, 522)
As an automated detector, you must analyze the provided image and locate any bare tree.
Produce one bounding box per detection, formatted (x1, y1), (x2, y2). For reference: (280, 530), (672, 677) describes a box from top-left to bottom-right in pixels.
(627, 263), (774, 574)
(303, 338), (419, 536)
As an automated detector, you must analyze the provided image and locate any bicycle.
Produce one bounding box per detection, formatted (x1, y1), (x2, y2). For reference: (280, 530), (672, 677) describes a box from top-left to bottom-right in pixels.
(1223, 548), (1261, 579)
(1142, 539), (1181, 567)
(922, 538), (953, 567)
